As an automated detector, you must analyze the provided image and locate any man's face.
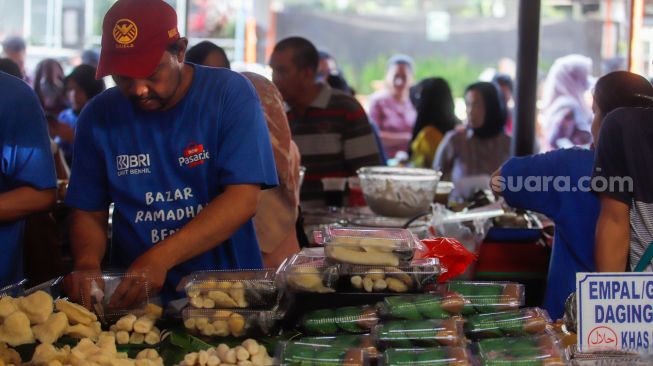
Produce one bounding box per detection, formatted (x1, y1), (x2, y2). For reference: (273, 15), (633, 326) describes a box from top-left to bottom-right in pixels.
(6, 50), (25, 77)
(67, 79), (88, 113)
(270, 49), (312, 104)
(389, 63), (412, 91)
(112, 46), (185, 111)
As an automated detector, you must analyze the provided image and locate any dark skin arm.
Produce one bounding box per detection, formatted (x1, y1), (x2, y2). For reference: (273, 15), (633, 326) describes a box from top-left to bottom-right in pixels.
(0, 187), (55, 222)
(595, 194), (630, 272)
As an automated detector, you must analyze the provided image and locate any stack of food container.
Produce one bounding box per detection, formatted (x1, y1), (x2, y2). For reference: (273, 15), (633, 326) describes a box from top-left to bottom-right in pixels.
(178, 269), (286, 340)
(274, 226), (566, 366)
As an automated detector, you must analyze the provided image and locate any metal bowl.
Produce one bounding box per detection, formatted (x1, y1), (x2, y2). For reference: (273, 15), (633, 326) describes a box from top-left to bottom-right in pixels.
(357, 166), (441, 218)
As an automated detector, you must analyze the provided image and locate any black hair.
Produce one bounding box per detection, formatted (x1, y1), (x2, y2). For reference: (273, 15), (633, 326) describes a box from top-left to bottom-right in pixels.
(593, 71), (653, 116)
(65, 64), (106, 100)
(186, 41), (231, 69)
(273, 36), (319, 72)
(0, 58), (22, 79)
(388, 54), (414, 71)
(465, 81), (507, 139)
(2, 36), (26, 53)
(492, 73), (514, 92)
(410, 77), (459, 144)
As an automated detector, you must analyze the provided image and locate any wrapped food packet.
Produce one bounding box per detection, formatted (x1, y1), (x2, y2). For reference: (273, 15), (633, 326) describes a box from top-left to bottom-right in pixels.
(276, 342), (368, 366)
(474, 334), (565, 365)
(381, 347), (470, 366)
(415, 237), (476, 283)
(301, 305), (379, 335)
(374, 319), (464, 349)
(377, 293), (465, 320)
(465, 308), (551, 340)
(434, 281), (525, 314)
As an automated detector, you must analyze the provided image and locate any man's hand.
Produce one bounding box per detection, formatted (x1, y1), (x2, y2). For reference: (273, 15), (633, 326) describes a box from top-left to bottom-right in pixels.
(109, 250), (168, 310)
(64, 267), (103, 309)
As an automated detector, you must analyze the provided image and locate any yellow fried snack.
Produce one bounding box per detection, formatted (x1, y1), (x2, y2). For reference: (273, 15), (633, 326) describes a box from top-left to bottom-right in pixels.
(0, 311), (34, 346)
(18, 291), (54, 324)
(55, 299), (97, 326)
(0, 343), (20, 365)
(32, 312), (69, 344)
(0, 297), (17, 319)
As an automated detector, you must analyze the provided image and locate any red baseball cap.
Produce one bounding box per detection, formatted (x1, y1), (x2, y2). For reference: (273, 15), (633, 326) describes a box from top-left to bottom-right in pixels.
(96, 0), (180, 79)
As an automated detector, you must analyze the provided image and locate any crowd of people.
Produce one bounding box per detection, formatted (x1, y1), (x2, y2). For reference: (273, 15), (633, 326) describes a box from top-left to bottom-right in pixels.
(2, 0), (653, 320)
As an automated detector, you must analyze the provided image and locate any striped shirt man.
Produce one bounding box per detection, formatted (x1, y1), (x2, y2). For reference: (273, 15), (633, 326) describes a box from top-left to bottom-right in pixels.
(288, 83), (382, 204)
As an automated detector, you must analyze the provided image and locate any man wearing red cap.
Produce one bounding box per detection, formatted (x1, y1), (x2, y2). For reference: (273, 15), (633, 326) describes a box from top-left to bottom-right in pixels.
(64, 0), (278, 305)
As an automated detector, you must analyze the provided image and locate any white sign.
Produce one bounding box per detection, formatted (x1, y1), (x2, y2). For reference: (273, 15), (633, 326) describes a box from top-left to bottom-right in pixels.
(426, 11), (450, 42)
(577, 272), (653, 352)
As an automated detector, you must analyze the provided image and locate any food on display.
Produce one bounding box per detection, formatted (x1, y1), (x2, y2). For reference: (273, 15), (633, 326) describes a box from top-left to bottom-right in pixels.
(183, 309), (279, 339)
(31, 333), (163, 366)
(317, 228), (416, 266)
(301, 306), (379, 335)
(281, 254), (338, 293)
(342, 259), (439, 294)
(464, 308), (551, 339)
(374, 319), (464, 348)
(181, 270), (279, 310)
(276, 342), (367, 366)
(107, 312), (161, 345)
(381, 347), (470, 366)
(377, 293), (465, 320)
(474, 335), (565, 365)
(177, 339), (273, 366)
(295, 335), (379, 359)
(436, 282), (525, 314)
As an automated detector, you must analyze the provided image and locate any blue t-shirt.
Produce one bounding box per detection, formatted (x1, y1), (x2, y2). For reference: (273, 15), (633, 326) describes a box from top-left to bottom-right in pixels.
(65, 65), (278, 301)
(0, 72), (57, 287)
(57, 108), (78, 162)
(501, 148), (598, 319)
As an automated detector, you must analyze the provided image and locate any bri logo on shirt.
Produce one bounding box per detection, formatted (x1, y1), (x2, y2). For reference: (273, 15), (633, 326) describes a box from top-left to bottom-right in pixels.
(179, 143), (210, 168)
(117, 154), (151, 176)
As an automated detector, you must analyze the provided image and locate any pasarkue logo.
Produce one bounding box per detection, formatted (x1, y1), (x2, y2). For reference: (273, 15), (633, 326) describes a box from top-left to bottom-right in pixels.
(179, 143), (210, 168)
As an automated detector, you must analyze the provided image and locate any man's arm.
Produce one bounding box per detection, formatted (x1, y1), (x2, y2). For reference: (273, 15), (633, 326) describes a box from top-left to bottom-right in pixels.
(595, 194), (630, 272)
(109, 184), (260, 307)
(0, 187), (55, 222)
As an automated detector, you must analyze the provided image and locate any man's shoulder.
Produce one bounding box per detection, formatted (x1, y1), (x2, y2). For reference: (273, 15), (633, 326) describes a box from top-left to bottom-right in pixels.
(0, 72), (37, 103)
(326, 88), (364, 111)
(192, 65), (253, 91)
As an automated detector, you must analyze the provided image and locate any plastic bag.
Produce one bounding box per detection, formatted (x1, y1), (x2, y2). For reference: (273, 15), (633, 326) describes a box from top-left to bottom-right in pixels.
(416, 237), (476, 283)
(428, 203), (502, 253)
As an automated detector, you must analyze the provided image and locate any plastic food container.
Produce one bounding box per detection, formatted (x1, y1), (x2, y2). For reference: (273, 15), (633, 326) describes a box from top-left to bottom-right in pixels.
(315, 227), (417, 266)
(296, 335), (379, 360)
(276, 342), (369, 366)
(0, 279), (27, 297)
(464, 308), (551, 340)
(434, 281), (525, 314)
(474, 334), (565, 365)
(357, 166), (441, 218)
(338, 259), (439, 294)
(374, 319), (464, 349)
(182, 308), (280, 338)
(77, 272), (154, 321)
(301, 305), (379, 335)
(380, 347), (470, 366)
(178, 269), (279, 310)
(377, 293), (465, 320)
(279, 252), (339, 293)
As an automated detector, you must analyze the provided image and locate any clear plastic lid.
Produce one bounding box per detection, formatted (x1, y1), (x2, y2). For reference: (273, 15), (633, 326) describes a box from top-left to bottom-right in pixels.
(380, 347), (470, 366)
(316, 227), (417, 265)
(0, 279), (27, 297)
(374, 319), (465, 349)
(301, 305), (379, 336)
(296, 335), (379, 359)
(434, 281), (525, 314)
(475, 334), (565, 365)
(178, 269), (280, 310)
(279, 252), (339, 293)
(276, 342), (369, 366)
(377, 293), (465, 320)
(182, 307), (281, 338)
(464, 308), (552, 340)
(338, 259), (440, 294)
(76, 271), (154, 321)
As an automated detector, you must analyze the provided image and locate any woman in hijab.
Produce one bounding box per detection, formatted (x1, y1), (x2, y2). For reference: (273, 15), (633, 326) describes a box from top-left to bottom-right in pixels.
(241, 72), (301, 268)
(409, 77), (459, 168)
(433, 81), (510, 198)
(34, 58), (68, 116)
(541, 54), (593, 150)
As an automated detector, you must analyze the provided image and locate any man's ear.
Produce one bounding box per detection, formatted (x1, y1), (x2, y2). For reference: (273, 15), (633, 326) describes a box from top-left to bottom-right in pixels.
(177, 38), (189, 63)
